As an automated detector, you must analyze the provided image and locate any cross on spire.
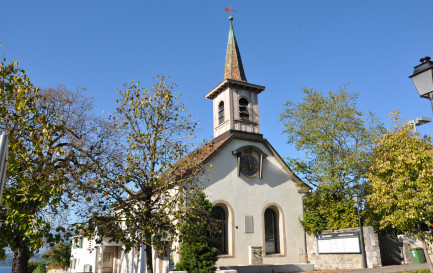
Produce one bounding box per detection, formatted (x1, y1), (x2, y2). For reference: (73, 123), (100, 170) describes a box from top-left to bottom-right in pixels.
(225, 6), (237, 17)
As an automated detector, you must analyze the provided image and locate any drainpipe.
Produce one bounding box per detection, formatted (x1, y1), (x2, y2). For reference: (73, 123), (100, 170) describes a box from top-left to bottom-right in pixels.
(302, 194), (309, 263)
(304, 231), (308, 263)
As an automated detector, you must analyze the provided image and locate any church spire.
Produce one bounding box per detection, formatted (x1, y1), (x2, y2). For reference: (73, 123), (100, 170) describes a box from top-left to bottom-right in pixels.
(224, 16), (247, 82)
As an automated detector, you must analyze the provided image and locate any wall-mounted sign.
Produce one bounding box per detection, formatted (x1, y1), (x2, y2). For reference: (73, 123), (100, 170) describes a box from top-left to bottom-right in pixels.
(317, 232), (361, 254)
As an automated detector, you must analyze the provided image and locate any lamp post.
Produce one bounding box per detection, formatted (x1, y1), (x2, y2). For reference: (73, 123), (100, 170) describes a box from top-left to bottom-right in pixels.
(409, 56), (433, 112)
(353, 193), (367, 268)
(408, 116), (432, 132)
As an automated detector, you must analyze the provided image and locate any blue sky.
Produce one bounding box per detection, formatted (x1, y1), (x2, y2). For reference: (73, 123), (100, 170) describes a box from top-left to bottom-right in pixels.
(1, 0), (433, 159)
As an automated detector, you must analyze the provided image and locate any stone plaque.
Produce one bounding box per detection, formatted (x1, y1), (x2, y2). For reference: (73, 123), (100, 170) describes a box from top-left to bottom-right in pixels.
(245, 216), (254, 233)
(248, 246), (263, 265)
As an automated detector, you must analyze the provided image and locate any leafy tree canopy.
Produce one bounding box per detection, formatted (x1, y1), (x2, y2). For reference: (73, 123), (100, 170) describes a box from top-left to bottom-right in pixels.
(280, 87), (384, 233)
(89, 76), (201, 273)
(0, 60), (106, 273)
(367, 110), (433, 271)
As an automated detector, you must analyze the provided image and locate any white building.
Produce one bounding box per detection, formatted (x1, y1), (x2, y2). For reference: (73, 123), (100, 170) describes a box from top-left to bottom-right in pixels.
(189, 16), (310, 268)
(70, 16), (311, 273)
(70, 236), (147, 273)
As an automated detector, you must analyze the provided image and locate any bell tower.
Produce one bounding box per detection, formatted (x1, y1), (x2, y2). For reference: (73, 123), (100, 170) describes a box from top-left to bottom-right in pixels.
(205, 16), (265, 139)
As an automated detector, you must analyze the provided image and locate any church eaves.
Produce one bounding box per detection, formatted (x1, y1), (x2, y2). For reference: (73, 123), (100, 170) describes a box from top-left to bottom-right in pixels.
(224, 16), (247, 82)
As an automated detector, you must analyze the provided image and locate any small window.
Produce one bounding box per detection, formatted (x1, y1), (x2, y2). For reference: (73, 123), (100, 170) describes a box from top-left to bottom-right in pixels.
(218, 101), (225, 124)
(239, 98), (249, 120)
(72, 238), (82, 249)
(103, 253), (111, 262)
(213, 206), (228, 254)
(264, 208), (279, 254)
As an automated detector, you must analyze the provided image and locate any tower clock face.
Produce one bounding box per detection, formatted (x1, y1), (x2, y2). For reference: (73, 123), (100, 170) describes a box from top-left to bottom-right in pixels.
(240, 155), (259, 177)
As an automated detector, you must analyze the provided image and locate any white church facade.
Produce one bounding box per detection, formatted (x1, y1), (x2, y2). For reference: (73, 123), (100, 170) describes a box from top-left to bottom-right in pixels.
(192, 15), (310, 268)
(70, 16), (312, 273)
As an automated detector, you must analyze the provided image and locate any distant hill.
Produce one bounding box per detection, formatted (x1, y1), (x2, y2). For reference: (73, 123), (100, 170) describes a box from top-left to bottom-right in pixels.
(0, 253), (43, 267)
(0, 253), (12, 267)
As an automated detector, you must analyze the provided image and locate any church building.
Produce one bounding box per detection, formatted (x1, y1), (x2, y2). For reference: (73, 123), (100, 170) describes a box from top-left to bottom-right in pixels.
(189, 16), (311, 268)
(69, 16), (312, 273)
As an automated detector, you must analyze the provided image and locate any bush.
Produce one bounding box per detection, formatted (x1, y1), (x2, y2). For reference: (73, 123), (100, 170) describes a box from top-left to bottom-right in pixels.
(42, 243), (71, 267)
(28, 261), (39, 273)
(32, 262), (47, 273)
(175, 191), (219, 273)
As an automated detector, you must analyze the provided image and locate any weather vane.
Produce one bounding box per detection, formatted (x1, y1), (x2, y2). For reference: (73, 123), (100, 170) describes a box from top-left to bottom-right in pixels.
(225, 0), (237, 17)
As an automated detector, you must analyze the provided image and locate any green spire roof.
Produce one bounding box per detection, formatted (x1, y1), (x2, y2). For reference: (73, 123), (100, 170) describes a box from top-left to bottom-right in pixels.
(224, 16), (247, 82)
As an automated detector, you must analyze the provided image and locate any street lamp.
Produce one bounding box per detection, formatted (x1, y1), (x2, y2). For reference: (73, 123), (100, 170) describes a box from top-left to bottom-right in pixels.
(408, 116), (432, 132)
(353, 193), (367, 268)
(409, 56), (433, 111)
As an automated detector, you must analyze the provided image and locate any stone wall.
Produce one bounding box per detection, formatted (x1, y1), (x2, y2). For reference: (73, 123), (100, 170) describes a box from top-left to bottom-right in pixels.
(306, 226), (381, 270)
(47, 265), (68, 273)
(398, 234), (433, 264)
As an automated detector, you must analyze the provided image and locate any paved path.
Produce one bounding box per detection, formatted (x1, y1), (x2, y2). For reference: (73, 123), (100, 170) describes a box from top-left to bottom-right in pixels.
(297, 263), (429, 273)
(348, 263), (428, 273)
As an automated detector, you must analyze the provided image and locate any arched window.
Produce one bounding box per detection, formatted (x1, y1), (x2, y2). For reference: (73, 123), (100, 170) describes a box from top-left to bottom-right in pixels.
(218, 101), (225, 124)
(264, 208), (279, 254)
(239, 98), (249, 120)
(213, 206), (228, 254)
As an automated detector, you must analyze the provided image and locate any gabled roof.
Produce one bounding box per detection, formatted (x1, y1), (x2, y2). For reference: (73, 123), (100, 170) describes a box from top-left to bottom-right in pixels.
(224, 16), (247, 82)
(176, 130), (311, 193)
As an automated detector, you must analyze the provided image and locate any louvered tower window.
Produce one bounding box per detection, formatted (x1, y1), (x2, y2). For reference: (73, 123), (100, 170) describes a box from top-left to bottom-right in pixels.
(239, 98), (249, 120)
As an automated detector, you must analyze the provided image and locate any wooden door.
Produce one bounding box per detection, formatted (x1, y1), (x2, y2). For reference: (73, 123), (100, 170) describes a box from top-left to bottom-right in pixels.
(102, 251), (114, 273)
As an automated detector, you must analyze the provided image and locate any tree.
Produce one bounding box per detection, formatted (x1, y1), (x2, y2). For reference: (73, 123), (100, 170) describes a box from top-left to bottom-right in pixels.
(0, 60), (106, 273)
(367, 111), (433, 272)
(175, 191), (219, 273)
(42, 243), (71, 267)
(91, 76), (201, 273)
(280, 87), (384, 233)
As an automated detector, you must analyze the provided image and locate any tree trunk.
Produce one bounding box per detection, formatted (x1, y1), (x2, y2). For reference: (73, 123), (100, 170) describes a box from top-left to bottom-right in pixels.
(145, 244), (153, 273)
(421, 238), (433, 273)
(12, 237), (30, 273)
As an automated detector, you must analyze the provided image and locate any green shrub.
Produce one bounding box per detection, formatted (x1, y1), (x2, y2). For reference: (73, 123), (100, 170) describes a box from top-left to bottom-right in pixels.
(175, 191), (219, 273)
(28, 260), (39, 273)
(32, 262), (47, 273)
(42, 243), (71, 267)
